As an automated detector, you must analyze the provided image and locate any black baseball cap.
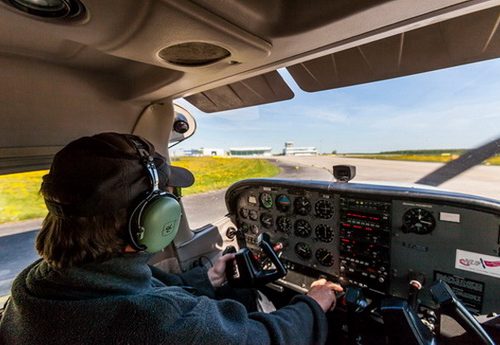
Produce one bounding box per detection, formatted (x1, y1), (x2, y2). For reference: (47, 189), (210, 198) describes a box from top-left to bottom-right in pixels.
(41, 132), (194, 217)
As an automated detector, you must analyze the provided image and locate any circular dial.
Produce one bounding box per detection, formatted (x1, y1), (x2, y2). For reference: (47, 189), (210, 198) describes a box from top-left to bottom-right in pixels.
(276, 194), (291, 212)
(295, 242), (312, 260)
(315, 224), (334, 242)
(315, 248), (334, 267)
(260, 213), (273, 229)
(248, 210), (258, 221)
(277, 216), (292, 233)
(294, 197), (311, 215)
(315, 199), (334, 219)
(260, 192), (273, 209)
(294, 219), (312, 238)
(402, 208), (436, 234)
(239, 222), (250, 233)
(239, 208), (249, 219)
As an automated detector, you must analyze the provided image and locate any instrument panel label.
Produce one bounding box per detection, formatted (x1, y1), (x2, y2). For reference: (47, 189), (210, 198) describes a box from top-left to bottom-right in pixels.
(455, 249), (500, 279)
(439, 212), (460, 223)
(434, 271), (484, 314)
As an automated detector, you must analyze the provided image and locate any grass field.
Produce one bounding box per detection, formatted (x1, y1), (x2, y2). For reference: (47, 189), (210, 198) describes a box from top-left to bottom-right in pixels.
(171, 156), (280, 195)
(0, 157), (279, 224)
(343, 154), (500, 165)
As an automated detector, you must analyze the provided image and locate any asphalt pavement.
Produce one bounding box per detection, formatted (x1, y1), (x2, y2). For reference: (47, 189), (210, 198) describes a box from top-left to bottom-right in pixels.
(275, 156), (500, 200)
(0, 230), (39, 297)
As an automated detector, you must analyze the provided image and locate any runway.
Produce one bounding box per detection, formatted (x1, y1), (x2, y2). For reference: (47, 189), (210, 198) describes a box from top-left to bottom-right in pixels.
(273, 156), (500, 200)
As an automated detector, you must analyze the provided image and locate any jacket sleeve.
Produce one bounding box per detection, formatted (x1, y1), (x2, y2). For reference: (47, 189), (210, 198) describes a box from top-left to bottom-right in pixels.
(149, 265), (216, 298)
(154, 291), (328, 345)
(247, 295), (328, 345)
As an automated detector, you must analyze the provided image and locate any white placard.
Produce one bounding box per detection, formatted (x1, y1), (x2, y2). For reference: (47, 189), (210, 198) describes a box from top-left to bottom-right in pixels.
(440, 212), (461, 223)
(455, 249), (500, 279)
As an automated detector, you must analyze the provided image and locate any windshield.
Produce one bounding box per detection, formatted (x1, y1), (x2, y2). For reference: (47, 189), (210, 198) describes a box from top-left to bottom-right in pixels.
(1, 56), (499, 300)
(173, 58), (500, 201)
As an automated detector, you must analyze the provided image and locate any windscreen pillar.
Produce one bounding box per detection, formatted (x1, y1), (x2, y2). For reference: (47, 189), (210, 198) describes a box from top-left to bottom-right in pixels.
(133, 101), (194, 244)
(133, 102), (174, 157)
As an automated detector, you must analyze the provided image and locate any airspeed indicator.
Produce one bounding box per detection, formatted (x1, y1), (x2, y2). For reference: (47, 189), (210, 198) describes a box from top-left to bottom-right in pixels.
(260, 192), (273, 209)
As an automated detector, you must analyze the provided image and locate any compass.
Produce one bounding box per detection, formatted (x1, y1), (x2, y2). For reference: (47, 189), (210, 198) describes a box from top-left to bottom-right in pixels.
(402, 208), (436, 234)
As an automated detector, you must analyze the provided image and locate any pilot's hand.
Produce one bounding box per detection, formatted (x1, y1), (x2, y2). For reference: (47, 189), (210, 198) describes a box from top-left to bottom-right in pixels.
(207, 253), (236, 288)
(307, 278), (344, 312)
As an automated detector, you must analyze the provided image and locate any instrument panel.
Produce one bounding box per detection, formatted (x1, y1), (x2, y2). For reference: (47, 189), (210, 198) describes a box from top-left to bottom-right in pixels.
(226, 179), (500, 314)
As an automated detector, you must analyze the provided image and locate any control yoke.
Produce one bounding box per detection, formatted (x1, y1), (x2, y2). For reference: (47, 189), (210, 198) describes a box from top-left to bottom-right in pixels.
(430, 280), (495, 345)
(226, 233), (287, 288)
(381, 280), (495, 345)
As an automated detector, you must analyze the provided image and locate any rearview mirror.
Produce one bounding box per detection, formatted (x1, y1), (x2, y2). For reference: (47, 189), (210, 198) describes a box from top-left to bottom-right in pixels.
(169, 104), (197, 147)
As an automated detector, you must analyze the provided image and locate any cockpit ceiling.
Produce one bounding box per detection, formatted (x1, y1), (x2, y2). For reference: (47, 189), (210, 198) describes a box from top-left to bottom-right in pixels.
(183, 5), (500, 112)
(287, 5), (500, 92)
(0, 1), (499, 113)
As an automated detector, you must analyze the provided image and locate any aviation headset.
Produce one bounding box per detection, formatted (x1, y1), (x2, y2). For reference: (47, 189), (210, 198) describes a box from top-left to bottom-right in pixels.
(127, 137), (183, 253)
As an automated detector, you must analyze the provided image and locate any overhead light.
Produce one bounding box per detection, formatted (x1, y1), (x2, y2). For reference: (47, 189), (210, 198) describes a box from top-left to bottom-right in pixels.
(159, 42), (231, 67)
(5, 0), (85, 19)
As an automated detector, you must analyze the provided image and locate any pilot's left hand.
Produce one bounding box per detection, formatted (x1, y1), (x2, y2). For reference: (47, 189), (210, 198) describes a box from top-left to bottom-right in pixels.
(208, 253), (236, 288)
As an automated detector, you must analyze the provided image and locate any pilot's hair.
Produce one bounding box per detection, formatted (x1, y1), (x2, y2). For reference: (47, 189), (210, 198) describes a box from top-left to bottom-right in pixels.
(35, 209), (128, 269)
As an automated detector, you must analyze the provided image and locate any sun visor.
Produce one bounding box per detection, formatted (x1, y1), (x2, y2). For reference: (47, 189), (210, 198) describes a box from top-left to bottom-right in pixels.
(287, 5), (500, 92)
(184, 71), (294, 113)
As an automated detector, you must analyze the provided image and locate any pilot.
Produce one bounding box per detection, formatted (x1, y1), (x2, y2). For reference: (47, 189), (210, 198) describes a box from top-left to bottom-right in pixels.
(0, 132), (343, 345)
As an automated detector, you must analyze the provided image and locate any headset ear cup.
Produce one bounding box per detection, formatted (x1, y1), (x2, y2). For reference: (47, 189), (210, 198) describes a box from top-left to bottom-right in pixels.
(135, 194), (182, 253)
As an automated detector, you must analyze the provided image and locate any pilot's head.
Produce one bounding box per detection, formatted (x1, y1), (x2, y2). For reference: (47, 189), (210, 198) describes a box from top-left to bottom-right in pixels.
(37, 132), (194, 269)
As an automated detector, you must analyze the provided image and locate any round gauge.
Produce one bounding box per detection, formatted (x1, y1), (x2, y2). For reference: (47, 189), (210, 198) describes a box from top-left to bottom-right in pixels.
(239, 208), (249, 219)
(276, 194), (291, 212)
(315, 199), (334, 219)
(402, 208), (436, 234)
(315, 248), (334, 267)
(294, 219), (312, 238)
(295, 242), (312, 260)
(260, 213), (273, 229)
(315, 224), (334, 242)
(277, 216), (292, 233)
(260, 192), (273, 209)
(294, 197), (311, 215)
(248, 210), (259, 221)
(239, 222), (250, 233)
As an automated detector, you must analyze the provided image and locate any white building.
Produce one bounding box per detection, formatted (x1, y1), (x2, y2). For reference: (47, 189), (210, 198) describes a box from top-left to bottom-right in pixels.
(181, 148), (225, 156)
(229, 147), (272, 156)
(201, 148), (225, 156)
(283, 142), (318, 156)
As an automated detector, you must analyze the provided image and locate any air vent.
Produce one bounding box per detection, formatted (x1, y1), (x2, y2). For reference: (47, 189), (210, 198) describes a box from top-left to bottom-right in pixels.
(4, 0), (85, 20)
(159, 42), (230, 67)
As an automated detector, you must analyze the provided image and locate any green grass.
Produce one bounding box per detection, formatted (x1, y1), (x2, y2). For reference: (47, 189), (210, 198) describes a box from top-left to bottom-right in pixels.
(172, 156), (280, 195)
(343, 154), (500, 165)
(0, 170), (48, 224)
(487, 156), (500, 165)
(0, 157), (279, 224)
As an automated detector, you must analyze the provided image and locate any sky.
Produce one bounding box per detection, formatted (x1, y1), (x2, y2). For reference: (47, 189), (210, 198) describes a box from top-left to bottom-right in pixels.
(174, 58), (500, 154)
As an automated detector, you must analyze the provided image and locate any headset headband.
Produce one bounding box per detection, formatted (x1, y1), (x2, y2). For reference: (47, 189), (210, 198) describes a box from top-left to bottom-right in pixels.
(128, 137), (160, 193)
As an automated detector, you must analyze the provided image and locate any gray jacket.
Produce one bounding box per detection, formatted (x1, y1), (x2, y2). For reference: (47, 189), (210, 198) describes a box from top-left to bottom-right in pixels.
(0, 254), (328, 344)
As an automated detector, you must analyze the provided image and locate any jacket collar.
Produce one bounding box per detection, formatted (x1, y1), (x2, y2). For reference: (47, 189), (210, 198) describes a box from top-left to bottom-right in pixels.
(24, 254), (155, 300)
